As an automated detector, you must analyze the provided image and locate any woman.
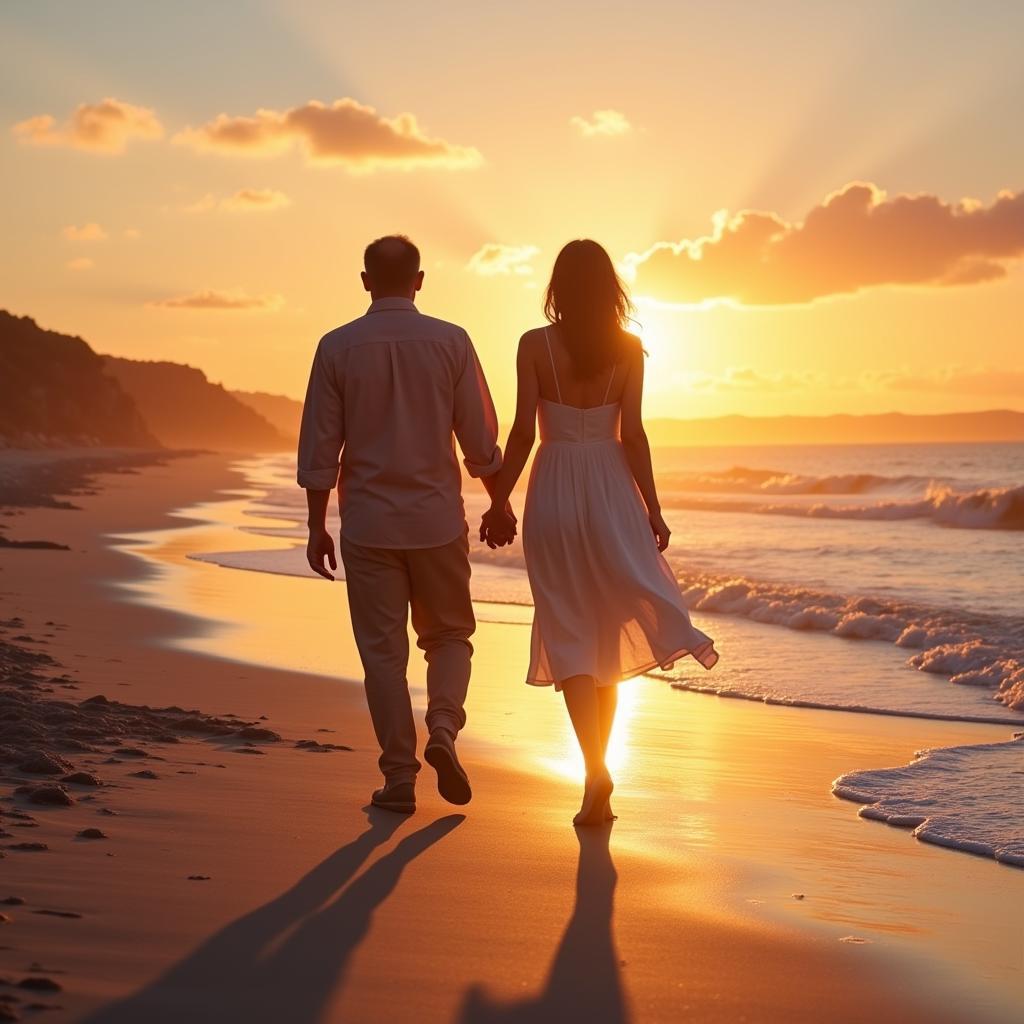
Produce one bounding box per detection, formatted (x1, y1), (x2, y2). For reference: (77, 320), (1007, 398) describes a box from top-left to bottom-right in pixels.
(481, 239), (719, 826)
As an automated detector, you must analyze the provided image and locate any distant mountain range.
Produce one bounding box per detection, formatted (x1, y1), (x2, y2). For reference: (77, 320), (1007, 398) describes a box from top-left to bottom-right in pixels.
(0, 311), (292, 451)
(235, 394), (1024, 448)
(2, 309), (1022, 451)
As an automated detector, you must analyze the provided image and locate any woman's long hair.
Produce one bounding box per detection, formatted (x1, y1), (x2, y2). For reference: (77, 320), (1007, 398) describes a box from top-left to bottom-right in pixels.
(543, 239), (637, 377)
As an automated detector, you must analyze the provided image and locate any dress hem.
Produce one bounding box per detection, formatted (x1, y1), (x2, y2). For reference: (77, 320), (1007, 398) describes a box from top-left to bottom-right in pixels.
(525, 641), (719, 690)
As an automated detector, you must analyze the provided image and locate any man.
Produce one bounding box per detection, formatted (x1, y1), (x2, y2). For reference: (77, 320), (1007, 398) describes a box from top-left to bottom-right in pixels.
(297, 235), (509, 815)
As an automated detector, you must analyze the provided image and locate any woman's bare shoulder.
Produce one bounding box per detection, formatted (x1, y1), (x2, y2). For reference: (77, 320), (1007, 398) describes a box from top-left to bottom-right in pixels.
(518, 326), (550, 355)
(622, 331), (646, 364)
(519, 325), (550, 343)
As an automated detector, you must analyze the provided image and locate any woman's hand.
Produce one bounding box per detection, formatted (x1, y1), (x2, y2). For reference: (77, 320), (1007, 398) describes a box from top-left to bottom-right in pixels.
(648, 509), (671, 552)
(480, 503), (518, 549)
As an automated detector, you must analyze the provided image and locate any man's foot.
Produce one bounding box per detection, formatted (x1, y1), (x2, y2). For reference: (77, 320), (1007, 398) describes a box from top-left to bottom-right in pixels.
(424, 728), (472, 805)
(371, 781), (416, 815)
(574, 771), (613, 827)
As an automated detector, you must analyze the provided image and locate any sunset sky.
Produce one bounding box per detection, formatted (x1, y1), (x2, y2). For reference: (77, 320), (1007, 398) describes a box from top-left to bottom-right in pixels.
(3, 0), (1023, 420)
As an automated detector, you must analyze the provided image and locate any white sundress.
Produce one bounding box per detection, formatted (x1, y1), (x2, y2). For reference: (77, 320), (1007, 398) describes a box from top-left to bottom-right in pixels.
(523, 330), (719, 689)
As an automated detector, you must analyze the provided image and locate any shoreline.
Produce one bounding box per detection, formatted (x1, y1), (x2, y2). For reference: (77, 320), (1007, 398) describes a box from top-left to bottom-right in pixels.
(0, 449), (1018, 1022)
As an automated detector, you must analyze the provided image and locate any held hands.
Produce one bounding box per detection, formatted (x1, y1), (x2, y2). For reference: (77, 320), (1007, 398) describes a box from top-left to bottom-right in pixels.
(480, 502), (518, 549)
(649, 509), (671, 552)
(306, 525), (337, 580)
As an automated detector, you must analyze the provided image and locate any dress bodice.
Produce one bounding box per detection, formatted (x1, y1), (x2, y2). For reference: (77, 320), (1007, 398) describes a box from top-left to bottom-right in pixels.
(537, 398), (620, 445)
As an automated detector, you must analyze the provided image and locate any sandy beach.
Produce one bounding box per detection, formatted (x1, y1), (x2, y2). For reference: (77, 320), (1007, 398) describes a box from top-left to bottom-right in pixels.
(0, 451), (1019, 1023)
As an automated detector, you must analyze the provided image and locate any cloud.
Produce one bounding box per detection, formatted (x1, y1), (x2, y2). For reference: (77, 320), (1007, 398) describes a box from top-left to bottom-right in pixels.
(466, 243), (539, 276)
(185, 188), (292, 213)
(150, 289), (284, 311)
(13, 98), (163, 153)
(182, 194), (217, 214)
(174, 98), (482, 171)
(629, 182), (1024, 306)
(66, 257), (94, 271)
(686, 367), (824, 393)
(867, 367), (1024, 397)
(570, 109), (631, 137)
(221, 187), (291, 211)
(63, 222), (107, 241)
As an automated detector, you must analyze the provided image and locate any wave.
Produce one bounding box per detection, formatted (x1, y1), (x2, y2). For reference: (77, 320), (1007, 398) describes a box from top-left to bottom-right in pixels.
(660, 465), (940, 496)
(671, 571), (1024, 712)
(662, 482), (1024, 531)
(832, 735), (1024, 867)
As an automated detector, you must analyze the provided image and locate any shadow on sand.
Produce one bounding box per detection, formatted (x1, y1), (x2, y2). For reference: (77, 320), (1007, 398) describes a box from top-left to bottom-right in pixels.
(458, 823), (629, 1024)
(84, 809), (464, 1024)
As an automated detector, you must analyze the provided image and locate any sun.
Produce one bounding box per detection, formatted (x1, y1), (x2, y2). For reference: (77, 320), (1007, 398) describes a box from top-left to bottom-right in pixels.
(633, 301), (677, 366)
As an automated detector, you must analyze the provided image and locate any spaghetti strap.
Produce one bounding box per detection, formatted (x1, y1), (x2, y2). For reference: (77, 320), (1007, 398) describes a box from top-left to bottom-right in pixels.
(603, 363), (617, 405)
(543, 327), (563, 404)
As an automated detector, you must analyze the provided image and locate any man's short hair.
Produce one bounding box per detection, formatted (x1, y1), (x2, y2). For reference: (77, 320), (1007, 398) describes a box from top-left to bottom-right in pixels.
(363, 235), (421, 289)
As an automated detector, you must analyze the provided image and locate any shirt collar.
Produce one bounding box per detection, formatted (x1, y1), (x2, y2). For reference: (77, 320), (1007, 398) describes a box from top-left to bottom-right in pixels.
(367, 297), (418, 314)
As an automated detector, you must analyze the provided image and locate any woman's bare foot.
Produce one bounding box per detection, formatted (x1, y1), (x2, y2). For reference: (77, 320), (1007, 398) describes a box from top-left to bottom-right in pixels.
(574, 771), (614, 827)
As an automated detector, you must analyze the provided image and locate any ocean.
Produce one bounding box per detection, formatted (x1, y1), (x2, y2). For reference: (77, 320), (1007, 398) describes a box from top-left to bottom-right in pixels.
(189, 441), (1024, 866)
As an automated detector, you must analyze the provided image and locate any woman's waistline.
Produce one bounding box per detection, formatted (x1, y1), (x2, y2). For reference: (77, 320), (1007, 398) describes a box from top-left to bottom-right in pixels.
(537, 437), (621, 448)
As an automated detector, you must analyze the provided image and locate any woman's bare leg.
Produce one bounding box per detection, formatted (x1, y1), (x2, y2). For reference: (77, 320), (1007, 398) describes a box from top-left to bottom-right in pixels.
(596, 684), (617, 757)
(562, 675), (613, 826)
(596, 685), (618, 820)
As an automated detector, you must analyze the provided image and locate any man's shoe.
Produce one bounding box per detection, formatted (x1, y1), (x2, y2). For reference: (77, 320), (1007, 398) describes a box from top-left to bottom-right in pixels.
(370, 781), (416, 814)
(424, 729), (472, 805)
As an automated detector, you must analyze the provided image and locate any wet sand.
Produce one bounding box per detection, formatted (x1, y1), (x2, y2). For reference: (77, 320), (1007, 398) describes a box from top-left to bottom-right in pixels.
(0, 450), (1017, 1023)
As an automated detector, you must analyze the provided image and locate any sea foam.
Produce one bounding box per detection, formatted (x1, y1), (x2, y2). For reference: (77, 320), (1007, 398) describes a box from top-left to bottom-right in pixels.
(833, 735), (1024, 867)
(659, 466), (935, 496)
(673, 572), (1024, 711)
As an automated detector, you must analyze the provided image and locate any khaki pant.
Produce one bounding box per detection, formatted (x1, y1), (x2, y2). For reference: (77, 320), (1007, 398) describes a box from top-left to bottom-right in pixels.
(340, 531), (475, 786)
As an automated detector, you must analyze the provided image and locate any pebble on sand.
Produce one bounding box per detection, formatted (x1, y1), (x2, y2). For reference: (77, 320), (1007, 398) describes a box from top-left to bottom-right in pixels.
(129, 770), (158, 780)
(295, 739), (353, 752)
(27, 786), (73, 807)
(17, 753), (73, 776)
(61, 772), (100, 787)
(187, 875), (210, 881)
(76, 828), (106, 840)
(235, 726), (281, 742)
(16, 977), (62, 992)
(5, 843), (47, 852)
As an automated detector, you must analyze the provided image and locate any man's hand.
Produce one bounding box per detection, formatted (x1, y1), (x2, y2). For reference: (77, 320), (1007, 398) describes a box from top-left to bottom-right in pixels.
(480, 504), (517, 549)
(306, 526), (337, 580)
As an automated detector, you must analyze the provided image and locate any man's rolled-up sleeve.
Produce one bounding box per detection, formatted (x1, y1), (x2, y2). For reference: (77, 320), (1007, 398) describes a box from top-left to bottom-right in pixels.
(454, 333), (502, 478)
(296, 339), (344, 490)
